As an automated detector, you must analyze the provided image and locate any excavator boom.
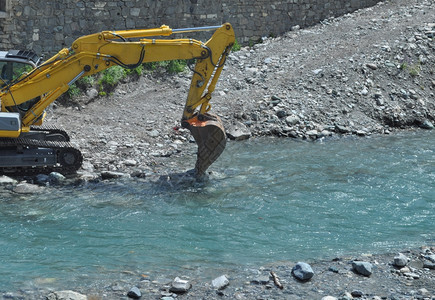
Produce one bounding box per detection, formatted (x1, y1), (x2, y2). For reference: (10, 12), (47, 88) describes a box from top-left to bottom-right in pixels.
(0, 23), (235, 176)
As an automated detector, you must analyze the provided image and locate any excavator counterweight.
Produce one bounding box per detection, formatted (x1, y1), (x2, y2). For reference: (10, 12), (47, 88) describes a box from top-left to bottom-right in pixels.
(0, 24), (235, 177)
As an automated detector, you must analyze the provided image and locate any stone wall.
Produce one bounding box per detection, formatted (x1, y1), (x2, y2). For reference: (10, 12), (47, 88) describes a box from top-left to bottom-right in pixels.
(0, 0), (381, 55)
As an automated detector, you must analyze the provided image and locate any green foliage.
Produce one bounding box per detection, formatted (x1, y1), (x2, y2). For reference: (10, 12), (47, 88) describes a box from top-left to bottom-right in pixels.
(399, 62), (421, 77)
(124, 65), (144, 76)
(63, 60), (188, 100)
(77, 75), (95, 87)
(232, 39), (241, 52)
(99, 65), (126, 87)
(67, 83), (81, 97)
(142, 60), (187, 74)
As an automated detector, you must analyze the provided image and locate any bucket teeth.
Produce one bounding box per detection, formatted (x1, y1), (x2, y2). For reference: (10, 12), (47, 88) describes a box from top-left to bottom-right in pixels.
(186, 113), (226, 176)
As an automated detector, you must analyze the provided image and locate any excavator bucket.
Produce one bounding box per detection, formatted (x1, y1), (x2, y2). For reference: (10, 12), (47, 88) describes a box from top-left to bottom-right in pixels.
(186, 113), (226, 176)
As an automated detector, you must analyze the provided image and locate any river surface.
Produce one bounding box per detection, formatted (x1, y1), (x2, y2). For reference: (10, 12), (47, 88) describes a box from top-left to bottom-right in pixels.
(0, 131), (434, 291)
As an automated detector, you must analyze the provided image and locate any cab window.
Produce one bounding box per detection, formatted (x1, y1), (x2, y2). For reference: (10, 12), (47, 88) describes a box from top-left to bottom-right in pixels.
(0, 61), (33, 86)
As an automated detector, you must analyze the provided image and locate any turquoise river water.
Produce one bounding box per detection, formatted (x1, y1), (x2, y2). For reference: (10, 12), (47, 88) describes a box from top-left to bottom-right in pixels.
(0, 131), (434, 291)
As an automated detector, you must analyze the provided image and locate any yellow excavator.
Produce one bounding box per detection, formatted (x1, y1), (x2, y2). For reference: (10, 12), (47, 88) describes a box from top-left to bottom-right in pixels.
(0, 23), (235, 177)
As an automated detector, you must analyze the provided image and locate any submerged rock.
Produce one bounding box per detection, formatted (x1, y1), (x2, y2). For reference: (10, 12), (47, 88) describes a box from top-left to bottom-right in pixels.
(101, 171), (130, 180)
(12, 182), (44, 194)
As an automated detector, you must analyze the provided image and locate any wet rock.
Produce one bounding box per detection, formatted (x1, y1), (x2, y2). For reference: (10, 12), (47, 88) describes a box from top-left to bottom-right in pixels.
(101, 171), (130, 179)
(420, 119), (434, 129)
(127, 286), (141, 299)
(0, 175), (17, 185)
(12, 182), (44, 194)
(352, 261), (373, 276)
(169, 277), (191, 293)
(393, 253), (409, 267)
(46, 290), (87, 300)
(226, 121), (251, 141)
(292, 262), (314, 281)
(48, 172), (66, 184)
(35, 174), (50, 184)
(212, 275), (229, 290)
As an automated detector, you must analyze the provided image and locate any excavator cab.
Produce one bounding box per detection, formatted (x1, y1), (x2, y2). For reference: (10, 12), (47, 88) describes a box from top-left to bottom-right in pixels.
(0, 50), (41, 113)
(0, 50), (40, 84)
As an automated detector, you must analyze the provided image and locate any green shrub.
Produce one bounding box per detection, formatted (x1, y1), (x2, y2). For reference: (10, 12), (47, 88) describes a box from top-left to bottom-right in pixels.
(67, 83), (81, 97)
(99, 65), (126, 87)
(232, 39), (241, 52)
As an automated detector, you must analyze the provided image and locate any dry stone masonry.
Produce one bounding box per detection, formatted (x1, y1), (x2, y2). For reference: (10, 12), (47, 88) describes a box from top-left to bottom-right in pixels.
(0, 0), (381, 55)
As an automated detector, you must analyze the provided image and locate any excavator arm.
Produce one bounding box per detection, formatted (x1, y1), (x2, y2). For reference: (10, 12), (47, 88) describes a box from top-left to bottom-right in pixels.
(0, 23), (235, 176)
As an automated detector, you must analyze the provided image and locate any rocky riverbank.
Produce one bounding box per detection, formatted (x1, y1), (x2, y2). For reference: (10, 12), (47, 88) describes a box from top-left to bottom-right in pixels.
(2, 246), (434, 299)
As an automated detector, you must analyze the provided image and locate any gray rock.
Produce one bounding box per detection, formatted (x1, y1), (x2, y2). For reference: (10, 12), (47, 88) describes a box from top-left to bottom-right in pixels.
(127, 286), (141, 299)
(169, 277), (191, 293)
(425, 254), (435, 263)
(148, 129), (160, 137)
(351, 290), (364, 297)
(404, 272), (420, 279)
(101, 171), (130, 179)
(226, 121), (251, 141)
(366, 63), (378, 70)
(46, 290), (87, 300)
(393, 253), (409, 267)
(420, 119), (434, 129)
(292, 262), (314, 281)
(0, 175), (17, 185)
(48, 172), (66, 184)
(335, 125), (351, 134)
(352, 261), (373, 276)
(86, 88), (98, 99)
(423, 261), (435, 269)
(212, 275), (229, 290)
(276, 110), (287, 118)
(12, 182), (44, 194)
(123, 159), (137, 166)
(251, 275), (270, 285)
(35, 174), (50, 184)
(285, 115), (300, 125)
